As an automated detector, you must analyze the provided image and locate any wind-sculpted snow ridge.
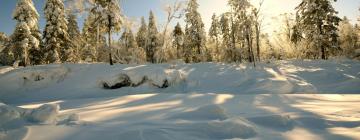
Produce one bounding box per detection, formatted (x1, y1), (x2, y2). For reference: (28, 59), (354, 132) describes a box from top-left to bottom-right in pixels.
(0, 102), (83, 140)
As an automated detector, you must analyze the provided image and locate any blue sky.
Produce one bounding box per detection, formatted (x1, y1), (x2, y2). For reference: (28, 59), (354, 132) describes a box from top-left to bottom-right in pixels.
(0, 0), (359, 36)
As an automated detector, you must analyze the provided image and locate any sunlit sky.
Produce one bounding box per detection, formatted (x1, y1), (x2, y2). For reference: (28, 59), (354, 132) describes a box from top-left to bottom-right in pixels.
(0, 0), (359, 36)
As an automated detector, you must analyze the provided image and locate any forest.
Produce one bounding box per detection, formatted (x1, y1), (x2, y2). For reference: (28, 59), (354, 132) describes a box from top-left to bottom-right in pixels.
(0, 0), (359, 67)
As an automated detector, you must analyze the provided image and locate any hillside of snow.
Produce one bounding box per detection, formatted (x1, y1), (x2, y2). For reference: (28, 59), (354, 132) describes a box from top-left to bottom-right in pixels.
(0, 59), (360, 140)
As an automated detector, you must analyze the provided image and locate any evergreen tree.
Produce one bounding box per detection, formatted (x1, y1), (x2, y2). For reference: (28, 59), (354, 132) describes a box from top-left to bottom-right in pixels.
(172, 22), (184, 59)
(12, 0), (41, 65)
(82, 6), (106, 62)
(146, 11), (159, 63)
(184, 0), (206, 63)
(294, 0), (341, 59)
(208, 13), (221, 61)
(120, 28), (137, 49)
(0, 32), (14, 65)
(136, 16), (148, 50)
(43, 0), (71, 63)
(10, 22), (31, 66)
(117, 28), (145, 64)
(220, 14), (231, 62)
(93, 0), (123, 65)
(67, 12), (82, 62)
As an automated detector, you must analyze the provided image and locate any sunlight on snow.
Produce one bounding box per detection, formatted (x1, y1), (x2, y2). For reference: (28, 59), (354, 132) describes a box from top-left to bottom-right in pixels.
(19, 100), (64, 109)
(214, 94), (234, 104)
(81, 100), (182, 122)
(265, 68), (288, 81)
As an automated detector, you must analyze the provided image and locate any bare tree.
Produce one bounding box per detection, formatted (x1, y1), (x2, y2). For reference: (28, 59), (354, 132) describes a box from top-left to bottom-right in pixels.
(252, 0), (264, 62)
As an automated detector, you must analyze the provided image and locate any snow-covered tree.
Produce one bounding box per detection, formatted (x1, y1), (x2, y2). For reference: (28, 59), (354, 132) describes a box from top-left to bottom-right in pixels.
(172, 23), (184, 59)
(294, 0), (341, 59)
(67, 12), (82, 62)
(43, 0), (71, 63)
(115, 28), (146, 64)
(220, 14), (231, 62)
(184, 0), (206, 63)
(228, 0), (254, 64)
(93, 0), (123, 65)
(338, 16), (359, 57)
(208, 13), (221, 62)
(12, 0), (41, 65)
(146, 11), (159, 63)
(136, 17), (147, 50)
(0, 33), (8, 53)
(11, 22), (31, 66)
(120, 28), (137, 49)
(0, 33), (14, 66)
(82, 6), (106, 62)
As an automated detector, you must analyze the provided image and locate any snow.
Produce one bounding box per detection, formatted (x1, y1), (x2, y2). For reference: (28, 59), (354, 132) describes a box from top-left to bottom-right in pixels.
(28, 104), (59, 123)
(0, 59), (360, 140)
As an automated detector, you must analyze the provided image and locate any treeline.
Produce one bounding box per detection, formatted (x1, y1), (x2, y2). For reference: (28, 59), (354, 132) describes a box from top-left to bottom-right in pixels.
(0, 0), (359, 67)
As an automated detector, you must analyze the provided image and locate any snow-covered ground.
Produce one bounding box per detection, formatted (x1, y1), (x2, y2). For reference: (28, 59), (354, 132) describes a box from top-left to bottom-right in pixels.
(0, 59), (360, 140)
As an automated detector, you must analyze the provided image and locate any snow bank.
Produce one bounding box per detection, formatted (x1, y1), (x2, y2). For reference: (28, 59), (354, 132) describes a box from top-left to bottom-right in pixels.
(0, 66), (14, 74)
(0, 65), (69, 92)
(0, 103), (23, 126)
(0, 103), (61, 127)
(28, 104), (60, 124)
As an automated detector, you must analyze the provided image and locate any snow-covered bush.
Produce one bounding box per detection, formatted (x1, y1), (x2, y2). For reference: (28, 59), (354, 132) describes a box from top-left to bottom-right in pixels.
(100, 66), (186, 89)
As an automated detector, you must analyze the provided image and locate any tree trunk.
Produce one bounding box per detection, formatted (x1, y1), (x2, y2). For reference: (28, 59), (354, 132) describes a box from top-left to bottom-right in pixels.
(321, 46), (326, 60)
(318, 24), (326, 60)
(255, 24), (260, 62)
(108, 14), (113, 65)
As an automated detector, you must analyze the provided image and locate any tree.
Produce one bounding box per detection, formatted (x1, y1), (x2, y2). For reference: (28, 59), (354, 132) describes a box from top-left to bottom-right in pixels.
(10, 22), (31, 66)
(208, 13), (221, 62)
(294, 0), (341, 59)
(115, 28), (142, 64)
(172, 23), (184, 59)
(146, 11), (159, 63)
(136, 17), (147, 50)
(43, 0), (71, 63)
(338, 16), (358, 57)
(184, 0), (206, 63)
(220, 14), (231, 62)
(0, 33), (14, 66)
(252, 0), (264, 61)
(228, 0), (254, 65)
(94, 0), (122, 65)
(120, 28), (137, 49)
(12, 0), (41, 65)
(82, 4), (106, 62)
(67, 12), (83, 62)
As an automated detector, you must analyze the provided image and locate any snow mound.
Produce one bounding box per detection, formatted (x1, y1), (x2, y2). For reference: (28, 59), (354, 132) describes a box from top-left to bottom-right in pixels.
(0, 66), (14, 74)
(0, 103), (63, 140)
(203, 118), (257, 139)
(170, 104), (228, 120)
(247, 114), (294, 130)
(0, 104), (23, 126)
(100, 66), (186, 89)
(28, 104), (60, 124)
(0, 65), (69, 91)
